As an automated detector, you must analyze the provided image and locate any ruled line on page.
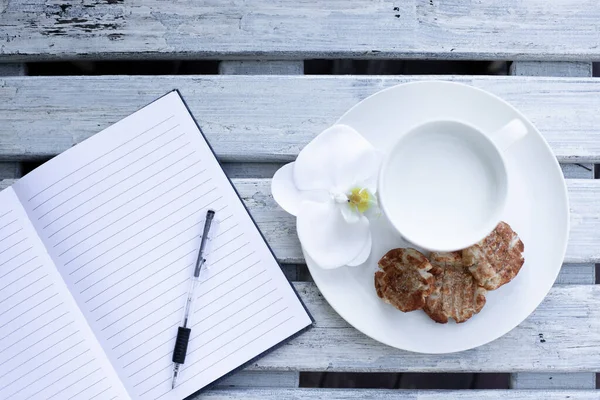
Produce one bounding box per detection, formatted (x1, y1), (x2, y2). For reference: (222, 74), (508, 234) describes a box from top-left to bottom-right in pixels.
(66, 185), (215, 274)
(88, 387), (112, 400)
(81, 238), (198, 296)
(0, 300), (61, 342)
(121, 288), (279, 369)
(152, 316), (295, 400)
(91, 260), (196, 312)
(0, 341), (90, 394)
(0, 228), (22, 245)
(0, 255), (38, 280)
(0, 246), (33, 268)
(0, 318), (72, 367)
(0, 316), (70, 355)
(112, 261), (262, 359)
(127, 271), (269, 380)
(188, 296), (283, 357)
(0, 219), (17, 232)
(0, 331), (80, 374)
(71, 194), (223, 285)
(0, 238), (27, 256)
(43, 151), (197, 230)
(200, 256), (258, 287)
(46, 371), (103, 400)
(53, 170), (208, 249)
(61, 175), (211, 262)
(22, 363), (99, 399)
(194, 269), (266, 312)
(0, 348), (89, 392)
(0, 283), (54, 320)
(1, 346), (89, 396)
(116, 323), (178, 359)
(105, 293), (188, 340)
(71, 200), (210, 281)
(49, 156), (201, 241)
(86, 256), (194, 306)
(183, 316), (294, 384)
(0, 292), (59, 330)
(0, 265), (43, 293)
(27, 114), (175, 202)
(65, 377), (107, 400)
(139, 308), (290, 395)
(0, 321), (78, 380)
(131, 299), (283, 388)
(99, 281), (188, 326)
(0, 274), (46, 307)
(33, 125), (183, 213)
(57, 174), (210, 257)
(112, 310), (182, 352)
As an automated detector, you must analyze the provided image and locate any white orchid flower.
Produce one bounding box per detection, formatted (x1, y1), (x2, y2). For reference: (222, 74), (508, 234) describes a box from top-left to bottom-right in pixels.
(271, 124), (380, 269)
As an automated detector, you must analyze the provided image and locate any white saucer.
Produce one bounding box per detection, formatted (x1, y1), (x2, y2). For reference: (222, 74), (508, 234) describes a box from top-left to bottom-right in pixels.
(304, 81), (569, 353)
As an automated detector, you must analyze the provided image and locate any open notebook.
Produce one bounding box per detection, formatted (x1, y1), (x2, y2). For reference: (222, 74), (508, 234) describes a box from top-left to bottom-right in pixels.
(0, 91), (312, 400)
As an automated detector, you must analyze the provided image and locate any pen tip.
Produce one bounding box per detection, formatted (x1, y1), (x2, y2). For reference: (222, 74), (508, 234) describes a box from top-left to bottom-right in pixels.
(172, 366), (179, 390)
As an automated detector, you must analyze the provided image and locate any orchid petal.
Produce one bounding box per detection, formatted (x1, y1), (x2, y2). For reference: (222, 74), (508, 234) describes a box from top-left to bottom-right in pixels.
(340, 202), (361, 224)
(294, 124), (380, 193)
(347, 232), (372, 266)
(297, 200), (371, 269)
(271, 163), (328, 216)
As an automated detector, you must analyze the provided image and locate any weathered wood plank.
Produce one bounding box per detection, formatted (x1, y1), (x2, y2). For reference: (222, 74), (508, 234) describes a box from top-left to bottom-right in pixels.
(254, 283), (600, 373)
(1, 178), (598, 263)
(1, 1), (600, 61)
(195, 389), (599, 400)
(231, 178), (600, 265)
(510, 373), (596, 389)
(213, 371), (299, 389)
(510, 62), (593, 77)
(1, 76), (600, 162)
(221, 163), (284, 179)
(219, 61), (303, 75)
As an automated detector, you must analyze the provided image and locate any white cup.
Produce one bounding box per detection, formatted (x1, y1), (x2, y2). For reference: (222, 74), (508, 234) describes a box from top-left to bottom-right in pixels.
(378, 119), (528, 252)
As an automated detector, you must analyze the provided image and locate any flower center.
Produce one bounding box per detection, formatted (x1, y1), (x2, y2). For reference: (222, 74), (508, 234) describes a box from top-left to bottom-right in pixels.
(347, 187), (374, 213)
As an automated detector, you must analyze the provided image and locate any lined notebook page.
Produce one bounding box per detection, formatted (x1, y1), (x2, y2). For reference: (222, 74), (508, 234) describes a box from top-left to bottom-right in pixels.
(0, 188), (128, 400)
(13, 92), (312, 400)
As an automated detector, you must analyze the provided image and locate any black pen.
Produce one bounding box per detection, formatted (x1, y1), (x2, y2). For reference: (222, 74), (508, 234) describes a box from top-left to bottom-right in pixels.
(171, 209), (215, 389)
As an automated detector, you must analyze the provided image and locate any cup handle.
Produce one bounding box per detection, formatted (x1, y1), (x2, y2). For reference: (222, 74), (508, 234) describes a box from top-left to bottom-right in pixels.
(489, 119), (528, 152)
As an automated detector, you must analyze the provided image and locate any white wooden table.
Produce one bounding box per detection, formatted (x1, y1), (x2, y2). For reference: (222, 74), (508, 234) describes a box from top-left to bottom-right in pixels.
(1, 1), (599, 398)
